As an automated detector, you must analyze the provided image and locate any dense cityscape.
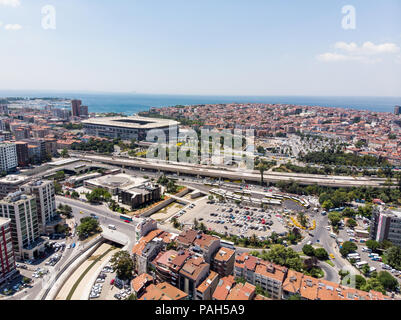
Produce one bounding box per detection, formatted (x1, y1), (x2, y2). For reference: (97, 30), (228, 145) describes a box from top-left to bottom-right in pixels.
(0, 97), (400, 303)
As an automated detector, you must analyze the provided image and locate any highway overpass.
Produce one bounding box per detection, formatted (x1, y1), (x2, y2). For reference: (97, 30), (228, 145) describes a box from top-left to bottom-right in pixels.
(71, 153), (392, 188)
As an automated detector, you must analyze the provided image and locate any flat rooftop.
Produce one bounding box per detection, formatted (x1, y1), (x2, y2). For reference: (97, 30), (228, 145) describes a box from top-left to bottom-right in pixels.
(86, 173), (149, 190)
(0, 175), (29, 185)
(82, 116), (179, 129)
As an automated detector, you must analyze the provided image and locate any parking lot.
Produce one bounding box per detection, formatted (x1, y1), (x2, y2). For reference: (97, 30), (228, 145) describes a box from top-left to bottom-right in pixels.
(88, 262), (132, 301)
(0, 237), (76, 298)
(335, 219), (401, 285)
(176, 197), (290, 240)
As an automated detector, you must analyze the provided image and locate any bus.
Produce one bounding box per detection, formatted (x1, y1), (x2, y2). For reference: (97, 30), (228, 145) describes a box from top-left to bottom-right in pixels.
(355, 261), (368, 269)
(120, 214), (133, 222)
(220, 240), (235, 250)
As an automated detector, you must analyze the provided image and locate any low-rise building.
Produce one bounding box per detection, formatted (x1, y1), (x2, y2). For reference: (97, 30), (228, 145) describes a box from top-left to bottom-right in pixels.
(211, 247), (235, 277)
(234, 253), (287, 300)
(139, 282), (188, 300)
(195, 270), (219, 300)
(131, 273), (154, 298)
(179, 256), (210, 300)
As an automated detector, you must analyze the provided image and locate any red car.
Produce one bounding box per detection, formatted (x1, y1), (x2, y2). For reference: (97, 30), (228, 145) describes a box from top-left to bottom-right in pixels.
(110, 279), (115, 285)
(124, 220), (131, 224)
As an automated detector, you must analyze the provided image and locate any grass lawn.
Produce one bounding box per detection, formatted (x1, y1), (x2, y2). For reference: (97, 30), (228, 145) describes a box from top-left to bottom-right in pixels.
(66, 247), (114, 300)
(325, 260), (335, 267)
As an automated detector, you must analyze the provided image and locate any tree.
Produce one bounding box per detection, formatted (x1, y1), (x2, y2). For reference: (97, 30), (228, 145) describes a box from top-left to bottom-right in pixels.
(264, 245), (303, 272)
(288, 294), (301, 300)
(86, 188), (112, 203)
(340, 241), (357, 257)
(297, 212), (308, 228)
(314, 248), (329, 260)
(365, 240), (380, 253)
(302, 244), (315, 257)
(167, 241), (177, 250)
(323, 200), (334, 211)
(71, 191), (80, 199)
(355, 275), (366, 290)
(61, 148), (69, 158)
(54, 181), (62, 195)
(76, 217), (100, 239)
(361, 264), (371, 276)
(384, 246), (401, 270)
(54, 171), (65, 181)
(257, 162), (269, 187)
(110, 250), (134, 281)
(377, 271), (399, 292)
(125, 293), (137, 300)
(58, 204), (72, 218)
(362, 277), (385, 294)
(328, 212), (342, 227)
(346, 218), (357, 228)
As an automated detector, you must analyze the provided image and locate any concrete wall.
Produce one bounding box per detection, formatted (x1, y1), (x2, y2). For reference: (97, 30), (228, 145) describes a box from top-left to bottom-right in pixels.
(41, 236), (103, 300)
(141, 188), (192, 218)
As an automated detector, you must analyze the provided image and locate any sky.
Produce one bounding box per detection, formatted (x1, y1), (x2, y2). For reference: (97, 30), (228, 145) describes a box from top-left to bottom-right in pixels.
(0, 0), (401, 96)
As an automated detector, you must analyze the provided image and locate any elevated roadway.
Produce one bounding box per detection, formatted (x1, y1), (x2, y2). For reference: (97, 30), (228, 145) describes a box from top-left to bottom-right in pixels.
(71, 153), (391, 188)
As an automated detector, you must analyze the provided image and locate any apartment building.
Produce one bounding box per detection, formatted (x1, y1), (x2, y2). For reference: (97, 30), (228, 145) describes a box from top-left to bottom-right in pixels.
(195, 270), (219, 300)
(15, 141), (29, 167)
(0, 192), (45, 260)
(193, 233), (220, 264)
(283, 270), (391, 301)
(176, 229), (220, 264)
(370, 207), (401, 247)
(131, 273), (154, 299)
(152, 250), (180, 284)
(0, 175), (29, 200)
(134, 218), (157, 244)
(179, 256), (210, 300)
(139, 282), (188, 301)
(20, 180), (57, 234)
(132, 229), (164, 274)
(234, 253), (287, 300)
(0, 217), (17, 285)
(211, 247), (235, 277)
(212, 275), (236, 300)
(0, 143), (18, 173)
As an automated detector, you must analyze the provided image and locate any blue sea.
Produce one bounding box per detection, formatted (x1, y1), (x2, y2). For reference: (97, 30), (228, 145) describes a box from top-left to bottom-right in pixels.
(0, 91), (400, 115)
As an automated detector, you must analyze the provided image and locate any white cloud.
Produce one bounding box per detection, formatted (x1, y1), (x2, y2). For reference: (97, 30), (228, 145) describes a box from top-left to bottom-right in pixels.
(0, 0), (21, 7)
(334, 41), (400, 55)
(317, 53), (381, 64)
(4, 24), (22, 31)
(317, 41), (400, 64)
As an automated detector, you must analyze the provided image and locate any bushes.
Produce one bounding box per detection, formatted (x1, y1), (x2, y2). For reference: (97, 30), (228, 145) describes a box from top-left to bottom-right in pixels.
(302, 245), (315, 257)
(302, 245), (328, 260)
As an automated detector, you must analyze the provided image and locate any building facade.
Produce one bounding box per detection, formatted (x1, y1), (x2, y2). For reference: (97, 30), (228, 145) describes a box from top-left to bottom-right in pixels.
(0, 192), (44, 260)
(82, 116), (179, 141)
(0, 143), (18, 173)
(370, 207), (401, 247)
(20, 180), (57, 234)
(0, 217), (17, 285)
